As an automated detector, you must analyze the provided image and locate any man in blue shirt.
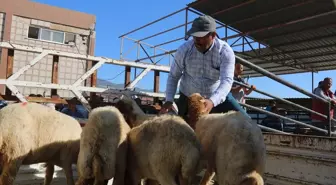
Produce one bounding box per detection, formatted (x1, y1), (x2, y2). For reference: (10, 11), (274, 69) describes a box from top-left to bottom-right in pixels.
(160, 15), (249, 119)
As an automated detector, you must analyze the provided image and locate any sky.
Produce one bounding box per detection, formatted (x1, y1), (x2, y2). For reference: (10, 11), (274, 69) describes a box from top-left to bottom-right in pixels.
(32, 0), (336, 99)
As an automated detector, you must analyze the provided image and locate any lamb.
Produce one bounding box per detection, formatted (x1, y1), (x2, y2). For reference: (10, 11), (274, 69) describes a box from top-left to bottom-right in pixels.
(114, 95), (201, 185)
(75, 106), (130, 185)
(187, 93), (266, 185)
(0, 102), (82, 185)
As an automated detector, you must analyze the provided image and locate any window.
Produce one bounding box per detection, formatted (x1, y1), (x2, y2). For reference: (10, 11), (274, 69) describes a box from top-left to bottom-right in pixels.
(28, 27), (39, 39)
(65, 33), (76, 44)
(27, 26), (76, 45)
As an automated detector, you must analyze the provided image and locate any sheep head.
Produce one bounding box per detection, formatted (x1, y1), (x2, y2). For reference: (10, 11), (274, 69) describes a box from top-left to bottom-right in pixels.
(187, 93), (210, 129)
(114, 94), (145, 128)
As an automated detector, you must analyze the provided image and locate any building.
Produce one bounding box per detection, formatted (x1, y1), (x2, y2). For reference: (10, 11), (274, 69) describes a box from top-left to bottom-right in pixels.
(0, 0), (96, 98)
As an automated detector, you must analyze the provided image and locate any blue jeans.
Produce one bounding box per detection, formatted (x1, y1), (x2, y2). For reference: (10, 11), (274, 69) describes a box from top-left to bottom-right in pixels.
(176, 92), (250, 120)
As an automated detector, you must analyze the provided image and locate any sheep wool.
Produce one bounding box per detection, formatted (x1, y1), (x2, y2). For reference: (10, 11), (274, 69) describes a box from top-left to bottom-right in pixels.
(126, 114), (201, 185)
(76, 106), (130, 185)
(188, 93), (266, 185)
(114, 95), (202, 185)
(0, 102), (82, 185)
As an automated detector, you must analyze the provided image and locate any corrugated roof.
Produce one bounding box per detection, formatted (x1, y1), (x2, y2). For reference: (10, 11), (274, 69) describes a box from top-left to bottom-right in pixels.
(188, 0), (336, 77)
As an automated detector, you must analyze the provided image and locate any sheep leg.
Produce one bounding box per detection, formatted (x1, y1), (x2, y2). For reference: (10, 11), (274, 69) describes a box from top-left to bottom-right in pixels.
(198, 166), (215, 185)
(144, 179), (160, 185)
(63, 162), (75, 185)
(43, 163), (54, 185)
(0, 159), (22, 185)
(155, 173), (177, 185)
(75, 177), (93, 185)
(112, 141), (127, 185)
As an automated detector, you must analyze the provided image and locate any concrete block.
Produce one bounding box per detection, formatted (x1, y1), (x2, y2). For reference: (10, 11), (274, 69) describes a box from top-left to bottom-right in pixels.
(31, 19), (38, 25)
(58, 79), (65, 84)
(65, 67), (71, 73)
(59, 72), (65, 78)
(17, 22), (23, 29)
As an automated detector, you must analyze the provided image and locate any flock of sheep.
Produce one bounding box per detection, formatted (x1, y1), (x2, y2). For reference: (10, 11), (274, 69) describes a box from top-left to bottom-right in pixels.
(0, 93), (266, 185)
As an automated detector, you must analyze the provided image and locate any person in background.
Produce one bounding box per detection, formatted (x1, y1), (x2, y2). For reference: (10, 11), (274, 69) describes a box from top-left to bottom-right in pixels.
(313, 81), (323, 94)
(160, 15), (249, 119)
(265, 100), (276, 111)
(61, 97), (87, 119)
(311, 77), (336, 135)
(231, 63), (256, 103)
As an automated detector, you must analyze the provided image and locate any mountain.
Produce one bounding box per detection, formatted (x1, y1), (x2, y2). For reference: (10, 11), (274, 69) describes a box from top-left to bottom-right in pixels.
(96, 79), (164, 93)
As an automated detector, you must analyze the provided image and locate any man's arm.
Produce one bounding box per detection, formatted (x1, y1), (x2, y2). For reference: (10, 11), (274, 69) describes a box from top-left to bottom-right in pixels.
(165, 46), (186, 102)
(209, 45), (235, 107)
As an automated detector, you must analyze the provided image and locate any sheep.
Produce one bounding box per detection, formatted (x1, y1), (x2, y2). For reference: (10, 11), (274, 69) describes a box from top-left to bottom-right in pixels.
(0, 102), (82, 185)
(114, 94), (201, 185)
(75, 106), (130, 185)
(187, 93), (266, 185)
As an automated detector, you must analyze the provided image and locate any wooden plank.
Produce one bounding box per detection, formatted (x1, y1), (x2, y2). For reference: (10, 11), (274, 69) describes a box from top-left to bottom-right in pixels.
(124, 66), (131, 87)
(51, 55), (59, 96)
(5, 49), (14, 96)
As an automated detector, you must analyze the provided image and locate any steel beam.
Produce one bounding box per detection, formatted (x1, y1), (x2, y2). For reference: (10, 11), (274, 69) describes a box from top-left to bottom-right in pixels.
(240, 103), (329, 134)
(222, 9), (336, 41)
(254, 49), (336, 65)
(211, 0), (255, 17)
(8, 51), (49, 81)
(236, 55), (329, 103)
(0, 42), (171, 72)
(228, 0), (316, 26)
(125, 67), (152, 89)
(73, 59), (106, 87)
(0, 80), (107, 92)
(244, 43), (336, 60)
(118, 7), (187, 38)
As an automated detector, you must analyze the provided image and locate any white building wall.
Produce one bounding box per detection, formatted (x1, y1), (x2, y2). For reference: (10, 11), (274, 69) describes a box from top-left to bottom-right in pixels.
(10, 15), (94, 97)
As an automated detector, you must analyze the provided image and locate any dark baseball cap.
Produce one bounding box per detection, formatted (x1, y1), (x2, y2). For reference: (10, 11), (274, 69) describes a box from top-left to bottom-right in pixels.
(186, 15), (216, 39)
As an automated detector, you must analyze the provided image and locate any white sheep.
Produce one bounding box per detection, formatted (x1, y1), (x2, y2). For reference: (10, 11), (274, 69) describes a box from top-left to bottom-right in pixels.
(0, 102), (82, 185)
(75, 106), (130, 185)
(114, 95), (201, 185)
(187, 93), (266, 185)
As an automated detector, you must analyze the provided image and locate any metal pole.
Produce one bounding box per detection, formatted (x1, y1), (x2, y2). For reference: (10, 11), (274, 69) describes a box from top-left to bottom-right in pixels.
(135, 49), (177, 62)
(138, 21), (193, 42)
(185, 7), (189, 40)
(118, 7), (187, 38)
(235, 55), (329, 103)
(234, 80), (335, 121)
(312, 71), (314, 93)
(240, 102), (329, 134)
(153, 47), (156, 63)
(328, 102), (332, 137)
(120, 37), (124, 59)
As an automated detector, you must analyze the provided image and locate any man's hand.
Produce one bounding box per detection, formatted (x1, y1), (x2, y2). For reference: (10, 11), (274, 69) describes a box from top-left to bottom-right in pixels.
(203, 99), (214, 113)
(159, 101), (173, 114)
(251, 85), (256, 90)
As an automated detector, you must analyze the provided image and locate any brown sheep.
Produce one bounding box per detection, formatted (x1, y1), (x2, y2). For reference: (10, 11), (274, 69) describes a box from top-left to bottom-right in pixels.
(114, 95), (201, 185)
(187, 93), (266, 185)
(76, 106), (130, 185)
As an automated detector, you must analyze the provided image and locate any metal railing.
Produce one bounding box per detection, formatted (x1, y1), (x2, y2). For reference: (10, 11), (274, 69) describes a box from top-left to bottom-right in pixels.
(235, 56), (334, 137)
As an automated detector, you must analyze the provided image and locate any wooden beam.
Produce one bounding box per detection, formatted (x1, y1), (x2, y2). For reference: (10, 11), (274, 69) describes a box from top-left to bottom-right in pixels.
(5, 49), (14, 96)
(154, 70), (160, 93)
(0, 95), (68, 104)
(124, 66), (131, 87)
(51, 55), (59, 96)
